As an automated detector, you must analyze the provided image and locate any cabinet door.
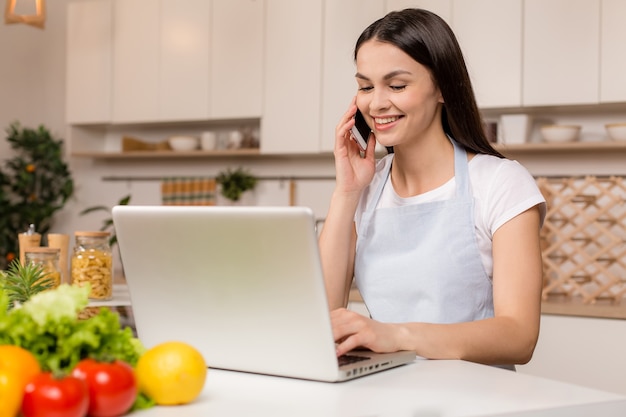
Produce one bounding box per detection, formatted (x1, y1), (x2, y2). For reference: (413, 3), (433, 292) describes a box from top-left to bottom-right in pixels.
(453, 0), (522, 109)
(160, 0), (211, 121)
(66, 0), (112, 124)
(112, 0), (159, 123)
(523, 0), (600, 106)
(261, 0), (323, 154)
(211, 0), (263, 119)
(385, 0), (452, 24)
(600, 0), (626, 103)
(320, 0), (385, 152)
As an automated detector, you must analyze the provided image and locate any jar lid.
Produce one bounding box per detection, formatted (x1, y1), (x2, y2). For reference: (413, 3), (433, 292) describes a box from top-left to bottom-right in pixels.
(24, 247), (60, 254)
(74, 231), (110, 237)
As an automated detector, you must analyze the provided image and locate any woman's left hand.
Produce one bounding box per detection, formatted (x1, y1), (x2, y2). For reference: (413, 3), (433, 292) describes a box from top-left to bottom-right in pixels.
(331, 308), (404, 357)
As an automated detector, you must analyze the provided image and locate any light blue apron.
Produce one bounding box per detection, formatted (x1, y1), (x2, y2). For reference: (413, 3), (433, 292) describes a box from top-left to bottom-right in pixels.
(354, 139), (494, 325)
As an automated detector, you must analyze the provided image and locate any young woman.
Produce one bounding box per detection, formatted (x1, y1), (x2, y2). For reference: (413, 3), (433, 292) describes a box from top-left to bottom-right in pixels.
(319, 9), (546, 368)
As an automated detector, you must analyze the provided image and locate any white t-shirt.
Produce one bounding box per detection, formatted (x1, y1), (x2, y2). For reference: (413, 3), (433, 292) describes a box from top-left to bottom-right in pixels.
(355, 153), (547, 278)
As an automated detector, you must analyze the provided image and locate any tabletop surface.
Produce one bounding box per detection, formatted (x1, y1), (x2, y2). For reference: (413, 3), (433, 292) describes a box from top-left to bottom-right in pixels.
(133, 358), (626, 417)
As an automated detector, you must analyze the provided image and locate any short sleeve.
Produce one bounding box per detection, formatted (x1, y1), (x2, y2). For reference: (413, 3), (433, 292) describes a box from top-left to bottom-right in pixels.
(480, 158), (546, 234)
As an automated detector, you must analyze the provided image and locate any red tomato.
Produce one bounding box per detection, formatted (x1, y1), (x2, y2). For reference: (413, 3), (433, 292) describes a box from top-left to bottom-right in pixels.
(71, 359), (137, 417)
(21, 372), (89, 417)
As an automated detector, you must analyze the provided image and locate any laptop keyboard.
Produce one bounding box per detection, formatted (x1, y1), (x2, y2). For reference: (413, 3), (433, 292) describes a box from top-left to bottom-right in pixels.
(338, 354), (370, 366)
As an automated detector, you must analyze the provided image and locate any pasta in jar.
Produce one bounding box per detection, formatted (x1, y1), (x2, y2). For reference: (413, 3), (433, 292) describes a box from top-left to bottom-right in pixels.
(71, 231), (113, 300)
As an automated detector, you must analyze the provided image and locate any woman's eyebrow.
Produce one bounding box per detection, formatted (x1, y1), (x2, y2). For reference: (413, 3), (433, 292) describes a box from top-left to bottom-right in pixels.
(355, 70), (412, 81)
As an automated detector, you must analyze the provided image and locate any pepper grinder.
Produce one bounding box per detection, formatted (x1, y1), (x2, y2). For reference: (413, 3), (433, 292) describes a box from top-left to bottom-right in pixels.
(18, 224), (41, 265)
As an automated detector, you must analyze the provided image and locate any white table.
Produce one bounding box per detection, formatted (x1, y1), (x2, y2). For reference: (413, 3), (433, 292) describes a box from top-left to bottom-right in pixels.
(134, 358), (626, 416)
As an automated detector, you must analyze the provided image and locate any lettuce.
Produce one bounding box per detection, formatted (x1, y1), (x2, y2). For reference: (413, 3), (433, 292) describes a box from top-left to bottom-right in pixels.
(0, 283), (144, 373)
(21, 284), (90, 326)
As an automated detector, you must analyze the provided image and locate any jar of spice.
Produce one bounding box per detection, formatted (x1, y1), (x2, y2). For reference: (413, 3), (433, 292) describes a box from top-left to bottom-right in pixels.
(24, 247), (62, 289)
(71, 231), (113, 300)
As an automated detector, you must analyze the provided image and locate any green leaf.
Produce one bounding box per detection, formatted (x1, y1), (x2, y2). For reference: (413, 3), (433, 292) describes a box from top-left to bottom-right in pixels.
(79, 205), (109, 216)
(118, 194), (131, 206)
(1, 259), (55, 309)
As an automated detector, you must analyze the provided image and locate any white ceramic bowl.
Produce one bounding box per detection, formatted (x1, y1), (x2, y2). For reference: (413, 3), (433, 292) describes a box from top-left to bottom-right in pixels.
(606, 123), (626, 141)
(168, 136), (199, 151)
(540, 125), (581, 143)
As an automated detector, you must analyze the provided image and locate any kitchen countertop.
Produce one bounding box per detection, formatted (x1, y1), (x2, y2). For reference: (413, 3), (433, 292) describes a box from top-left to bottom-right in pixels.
(349, 289), (626, 320)
(133, 358), (626, 417)
(87, 283), (132, 307)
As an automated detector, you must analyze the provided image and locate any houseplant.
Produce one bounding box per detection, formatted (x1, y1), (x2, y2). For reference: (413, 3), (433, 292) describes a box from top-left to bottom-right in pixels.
(0, 123), (74, 269)
(216, 167), (257, 203)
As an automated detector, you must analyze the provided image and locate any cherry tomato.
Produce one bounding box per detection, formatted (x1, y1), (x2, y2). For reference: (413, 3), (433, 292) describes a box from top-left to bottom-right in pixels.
(21, 372), (89, 417)
(71, 358), (137, 417)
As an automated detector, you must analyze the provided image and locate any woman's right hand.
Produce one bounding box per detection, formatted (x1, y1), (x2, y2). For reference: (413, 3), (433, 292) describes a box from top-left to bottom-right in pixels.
(334, 99), (377, 195)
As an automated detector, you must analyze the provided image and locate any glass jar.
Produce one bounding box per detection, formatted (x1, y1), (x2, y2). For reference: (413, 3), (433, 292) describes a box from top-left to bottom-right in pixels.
(71, 231), (113, 300)
(24, 247), (62, 289)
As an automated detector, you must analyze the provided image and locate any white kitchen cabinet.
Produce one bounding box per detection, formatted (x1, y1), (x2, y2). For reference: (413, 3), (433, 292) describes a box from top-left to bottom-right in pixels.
(523, 0), (600, 106)
(453, 0), (522, 109)
(320, 0), (385, 152)
(210, 0), (263, 119)
(261, 0), (323, 154)
(600, 0), (626, 103)
(112, 0), (159, 123)
(385, 0), (452, 24)
(159, 0), (211, 121)
(66, 0), (112, 124)
(113, 0), (211, 123)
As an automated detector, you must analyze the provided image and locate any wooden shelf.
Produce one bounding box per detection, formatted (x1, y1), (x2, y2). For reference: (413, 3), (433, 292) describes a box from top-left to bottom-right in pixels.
(495, 140), (626, 153)
(72, 141), (626, 159)
(71, 148), (262, 159)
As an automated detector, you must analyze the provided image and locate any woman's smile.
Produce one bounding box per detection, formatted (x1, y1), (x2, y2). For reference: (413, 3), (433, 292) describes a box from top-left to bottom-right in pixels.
(373, 115), (403, 131)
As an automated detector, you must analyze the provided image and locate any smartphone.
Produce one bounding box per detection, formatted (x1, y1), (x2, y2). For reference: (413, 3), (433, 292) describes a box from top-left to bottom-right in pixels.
(351, 109), (371, 150)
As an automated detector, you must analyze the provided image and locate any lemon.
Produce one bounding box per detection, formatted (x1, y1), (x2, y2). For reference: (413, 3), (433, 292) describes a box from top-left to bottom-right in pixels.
(135, 341), (207, 405)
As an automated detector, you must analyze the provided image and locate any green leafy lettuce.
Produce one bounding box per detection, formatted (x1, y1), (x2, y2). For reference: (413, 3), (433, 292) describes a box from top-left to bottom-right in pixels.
(0, 283), (144, 373)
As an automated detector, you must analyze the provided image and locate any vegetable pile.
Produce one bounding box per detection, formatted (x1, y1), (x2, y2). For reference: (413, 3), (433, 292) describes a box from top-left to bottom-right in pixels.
(0, 276), (154, 415)
(0, 284), (142, 373)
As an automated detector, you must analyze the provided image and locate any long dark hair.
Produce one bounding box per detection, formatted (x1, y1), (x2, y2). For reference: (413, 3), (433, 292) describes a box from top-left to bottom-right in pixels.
(355, 8), (503, 158)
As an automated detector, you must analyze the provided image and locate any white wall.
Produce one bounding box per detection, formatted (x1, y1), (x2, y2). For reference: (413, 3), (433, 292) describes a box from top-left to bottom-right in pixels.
(1, 0), (625, 398)
(0, 0), (71, 140)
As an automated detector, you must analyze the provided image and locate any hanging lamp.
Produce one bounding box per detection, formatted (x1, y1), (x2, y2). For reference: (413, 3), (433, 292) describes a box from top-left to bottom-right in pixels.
(4, 0), (46, 29)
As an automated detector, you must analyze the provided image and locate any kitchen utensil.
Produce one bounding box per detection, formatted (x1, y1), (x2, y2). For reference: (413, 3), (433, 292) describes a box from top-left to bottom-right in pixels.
(168, 136), (199, 151)
(200, 131), (217, 151)
(540, 125), (581, 142)
(606, 123), (626, 141)
(498, 114), (532, 144)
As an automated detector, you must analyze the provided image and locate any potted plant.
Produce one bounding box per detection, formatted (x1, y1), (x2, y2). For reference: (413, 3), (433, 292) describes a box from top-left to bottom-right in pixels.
(216, 167), (257, 203)
(0, 123), (74, 270)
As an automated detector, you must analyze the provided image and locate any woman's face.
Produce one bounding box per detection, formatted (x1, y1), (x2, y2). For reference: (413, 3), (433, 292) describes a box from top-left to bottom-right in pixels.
(355, 40), (443, 149)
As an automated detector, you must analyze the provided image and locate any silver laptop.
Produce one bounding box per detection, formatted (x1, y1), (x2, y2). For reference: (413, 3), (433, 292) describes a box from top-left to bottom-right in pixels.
(112, 205), (415, 382)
